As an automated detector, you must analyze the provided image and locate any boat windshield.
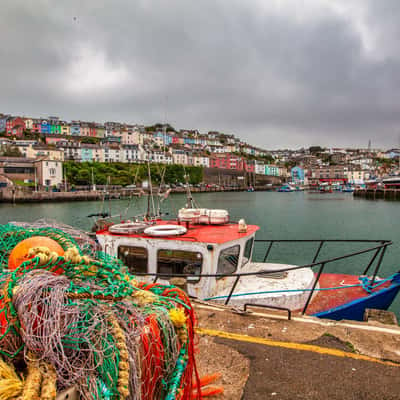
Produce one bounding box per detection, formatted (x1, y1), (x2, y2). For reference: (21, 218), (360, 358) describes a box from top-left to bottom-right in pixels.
(118, 245), (148, 274)
(217, 245), (240, 277)
(157, 249), (202, 283)
(242, 237), (254, 267)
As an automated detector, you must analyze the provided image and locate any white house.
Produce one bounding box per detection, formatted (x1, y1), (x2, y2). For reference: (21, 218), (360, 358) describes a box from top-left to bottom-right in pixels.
(104, 146), (122, 162)
(172, 149), (189, 165)
(36, 159), (63, 187)
(122, 145), (140, 163)
(255, 163), (265, 175)
(189, 154), (210, 168)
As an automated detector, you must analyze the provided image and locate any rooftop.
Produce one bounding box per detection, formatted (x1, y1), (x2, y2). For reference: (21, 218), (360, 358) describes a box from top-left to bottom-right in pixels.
(98, 220), (259, 244)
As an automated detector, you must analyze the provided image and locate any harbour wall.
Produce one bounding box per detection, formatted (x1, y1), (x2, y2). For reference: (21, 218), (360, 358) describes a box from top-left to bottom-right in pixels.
(0, 184), (279, 203)
(354, 188), (400, 200)
(203, 167), (283, 186)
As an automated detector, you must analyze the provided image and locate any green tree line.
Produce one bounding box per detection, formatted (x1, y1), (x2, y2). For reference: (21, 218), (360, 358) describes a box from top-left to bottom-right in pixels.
(64, 161), (203, 186)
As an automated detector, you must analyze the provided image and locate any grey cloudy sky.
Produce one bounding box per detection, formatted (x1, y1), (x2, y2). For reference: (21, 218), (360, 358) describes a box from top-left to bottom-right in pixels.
(1, 0), (400, 149)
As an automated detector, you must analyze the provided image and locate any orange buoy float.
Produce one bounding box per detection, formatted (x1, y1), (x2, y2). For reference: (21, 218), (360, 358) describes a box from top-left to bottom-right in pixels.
(8, 236), (64, 273)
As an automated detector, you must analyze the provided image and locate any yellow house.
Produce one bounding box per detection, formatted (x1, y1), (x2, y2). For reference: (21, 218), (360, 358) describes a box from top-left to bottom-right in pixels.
(25, 145), (65, 161)
(60, 123), (70, 136)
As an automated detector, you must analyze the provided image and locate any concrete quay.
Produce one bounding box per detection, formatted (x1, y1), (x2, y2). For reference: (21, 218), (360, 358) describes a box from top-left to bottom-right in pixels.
(194, 301), (400, 399)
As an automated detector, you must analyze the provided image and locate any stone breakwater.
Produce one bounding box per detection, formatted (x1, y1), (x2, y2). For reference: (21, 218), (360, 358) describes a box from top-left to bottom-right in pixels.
(354, 188), (400, 201)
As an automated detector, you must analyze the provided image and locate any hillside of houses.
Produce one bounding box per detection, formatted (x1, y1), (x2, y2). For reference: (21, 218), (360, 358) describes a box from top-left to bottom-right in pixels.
(0, 113), (400, 190)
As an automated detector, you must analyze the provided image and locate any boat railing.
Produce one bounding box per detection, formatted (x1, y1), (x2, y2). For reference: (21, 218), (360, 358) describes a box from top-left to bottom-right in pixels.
(254, 239), (393, 316)
(134, 239), (393, 316)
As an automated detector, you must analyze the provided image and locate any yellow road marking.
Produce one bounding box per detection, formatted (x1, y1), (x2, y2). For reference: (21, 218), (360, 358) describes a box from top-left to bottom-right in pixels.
(196, 327), (400, 368)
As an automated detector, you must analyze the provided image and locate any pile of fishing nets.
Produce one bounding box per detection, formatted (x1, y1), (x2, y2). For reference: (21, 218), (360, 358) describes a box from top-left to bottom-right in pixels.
(0, 223), (204, 400)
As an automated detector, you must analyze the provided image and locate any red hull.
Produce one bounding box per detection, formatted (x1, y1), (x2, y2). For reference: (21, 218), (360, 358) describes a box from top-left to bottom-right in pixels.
(305, 273), (392, 315)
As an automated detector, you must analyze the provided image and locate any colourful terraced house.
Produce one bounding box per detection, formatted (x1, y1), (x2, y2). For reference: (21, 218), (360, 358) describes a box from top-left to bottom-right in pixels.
(60, 122), (70, 136)
(50, 123), (61, 134)
(95, 125), (105, 138)
(40, 120), (51, 134)
(172, 136), (184, 145)
(0, 115), (10, 133)
(265, 164), (280, 177)
(80, 146), (93, 162)
(70, 122), (81, 136)
(31, 119), (42, 133)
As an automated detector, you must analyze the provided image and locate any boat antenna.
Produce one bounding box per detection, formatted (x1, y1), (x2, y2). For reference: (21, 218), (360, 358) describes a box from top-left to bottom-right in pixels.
(156, 164), (167, 217)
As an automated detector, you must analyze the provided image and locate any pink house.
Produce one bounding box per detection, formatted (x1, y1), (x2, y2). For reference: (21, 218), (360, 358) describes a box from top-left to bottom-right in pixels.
(172, 136), (184, 145)
(88, 123), (97, 137)
(45, 136), (65, 145)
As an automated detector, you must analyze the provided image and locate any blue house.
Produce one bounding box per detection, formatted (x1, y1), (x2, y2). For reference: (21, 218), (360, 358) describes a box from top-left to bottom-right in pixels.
(388, 149), (400, 159)
(0, 115), (10, 133)
(70, 124), (81, 136)
(184, 137), (196, 145)
(81, 147), (93, 162)
(291, 166), (305, 183)
(155, 131), (172, 146)
(265, 164), (279, 176)
(40, 120), (51, 134)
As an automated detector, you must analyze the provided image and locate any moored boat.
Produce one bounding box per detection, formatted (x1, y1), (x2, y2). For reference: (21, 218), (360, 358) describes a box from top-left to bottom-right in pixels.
(95, 209), (400, 322)
(277, 184), (294, 192)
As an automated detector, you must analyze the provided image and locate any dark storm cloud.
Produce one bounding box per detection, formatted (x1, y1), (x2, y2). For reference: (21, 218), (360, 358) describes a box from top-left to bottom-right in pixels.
(1, 0), (400, 148)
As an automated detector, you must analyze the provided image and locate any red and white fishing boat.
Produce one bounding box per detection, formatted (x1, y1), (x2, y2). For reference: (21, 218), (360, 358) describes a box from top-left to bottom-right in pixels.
(95, 204), (400, 322)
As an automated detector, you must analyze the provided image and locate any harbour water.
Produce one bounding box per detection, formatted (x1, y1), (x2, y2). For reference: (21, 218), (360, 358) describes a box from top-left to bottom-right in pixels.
(1, 191), (399, 318)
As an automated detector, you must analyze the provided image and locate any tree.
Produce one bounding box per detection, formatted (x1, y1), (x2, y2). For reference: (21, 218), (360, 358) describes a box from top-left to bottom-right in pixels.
(0, 145), (22, 157)
(309, 146), (323, 154)
(81, 137), (100, 144)
(75, 169), (91, 185)
(145, 123), (176, 133)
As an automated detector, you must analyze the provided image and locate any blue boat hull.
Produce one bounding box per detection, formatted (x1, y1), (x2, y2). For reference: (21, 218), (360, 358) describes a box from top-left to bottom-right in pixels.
(313, 277), (400, 321)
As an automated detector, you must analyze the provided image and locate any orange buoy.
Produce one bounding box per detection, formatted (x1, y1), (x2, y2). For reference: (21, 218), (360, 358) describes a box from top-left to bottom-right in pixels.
(8, 236), (64, 272)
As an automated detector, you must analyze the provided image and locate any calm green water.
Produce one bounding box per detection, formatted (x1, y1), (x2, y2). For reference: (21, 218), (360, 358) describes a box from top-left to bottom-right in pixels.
(1, 191), (399, 317)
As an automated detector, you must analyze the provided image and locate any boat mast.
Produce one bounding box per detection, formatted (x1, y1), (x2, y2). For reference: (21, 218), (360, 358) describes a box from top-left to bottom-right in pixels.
(145, 158), (156, 220)
(183, 166), (196, 209)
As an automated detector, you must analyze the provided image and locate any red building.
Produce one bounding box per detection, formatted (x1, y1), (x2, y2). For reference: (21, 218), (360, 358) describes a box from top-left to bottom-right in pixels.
(6, 117), (25, 137)
(210, 153), (244, 170)
(88, 123), (97, 137)
(244, 159), (255, 173)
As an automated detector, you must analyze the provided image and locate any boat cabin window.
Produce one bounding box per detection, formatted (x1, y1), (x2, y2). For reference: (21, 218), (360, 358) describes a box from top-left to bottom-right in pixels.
(157, 249), (202, 283)
(217, 245), (240, 278)
(242, 237), (254, 267)
(118, 246), (148, 274)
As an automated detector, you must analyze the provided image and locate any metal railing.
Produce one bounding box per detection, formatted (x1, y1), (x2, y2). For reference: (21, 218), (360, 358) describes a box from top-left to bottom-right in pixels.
(134, 239), (394, 316)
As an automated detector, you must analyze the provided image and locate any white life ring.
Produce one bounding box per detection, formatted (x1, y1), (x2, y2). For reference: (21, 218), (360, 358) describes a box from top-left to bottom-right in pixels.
(144, 225), (187, 237)
(109, 222), (149, 234)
